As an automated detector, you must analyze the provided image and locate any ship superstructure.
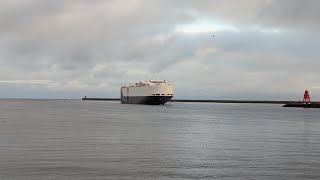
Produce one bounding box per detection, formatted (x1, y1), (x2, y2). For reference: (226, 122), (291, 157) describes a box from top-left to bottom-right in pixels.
(121, 80), (173, 105)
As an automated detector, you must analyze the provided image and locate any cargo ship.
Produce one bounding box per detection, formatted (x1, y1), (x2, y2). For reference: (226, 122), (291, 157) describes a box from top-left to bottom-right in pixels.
(120, 80), (173, 105)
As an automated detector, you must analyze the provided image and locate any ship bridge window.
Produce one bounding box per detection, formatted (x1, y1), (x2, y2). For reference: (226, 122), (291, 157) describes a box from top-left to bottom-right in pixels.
(162, 94), (165, 95)
(156, 94), (160, 95)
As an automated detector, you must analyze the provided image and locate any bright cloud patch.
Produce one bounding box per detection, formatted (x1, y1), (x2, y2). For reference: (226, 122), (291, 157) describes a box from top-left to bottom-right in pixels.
(174, 20), (239, 34)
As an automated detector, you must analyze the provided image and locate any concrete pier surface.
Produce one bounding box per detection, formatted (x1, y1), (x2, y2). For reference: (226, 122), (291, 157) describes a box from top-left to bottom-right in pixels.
(82, 98), (120, 101)
(82, 97), (301, 105)
(82, 97), (320, 108)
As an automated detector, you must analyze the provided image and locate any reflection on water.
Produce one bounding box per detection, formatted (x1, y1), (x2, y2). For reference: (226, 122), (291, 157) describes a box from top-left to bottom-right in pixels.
(0, 99), (320, 179)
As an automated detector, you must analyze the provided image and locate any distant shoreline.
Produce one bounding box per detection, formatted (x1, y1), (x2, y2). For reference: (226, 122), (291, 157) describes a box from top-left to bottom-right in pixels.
(0, 98), (313, 105)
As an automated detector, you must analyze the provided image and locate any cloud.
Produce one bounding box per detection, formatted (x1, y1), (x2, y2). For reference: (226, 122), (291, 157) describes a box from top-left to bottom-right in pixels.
(0, 0), (319, 99)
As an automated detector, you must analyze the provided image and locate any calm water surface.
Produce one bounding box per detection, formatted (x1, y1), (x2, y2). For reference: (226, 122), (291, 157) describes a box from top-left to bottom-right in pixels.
(0, 99), (320, 179)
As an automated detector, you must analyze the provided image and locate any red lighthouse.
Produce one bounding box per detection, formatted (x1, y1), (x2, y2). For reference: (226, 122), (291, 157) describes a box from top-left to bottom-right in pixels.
(303, 89), (311, 104)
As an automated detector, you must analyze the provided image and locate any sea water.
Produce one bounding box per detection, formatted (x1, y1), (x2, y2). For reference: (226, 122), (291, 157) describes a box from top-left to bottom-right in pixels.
(0, 99), (320, 179)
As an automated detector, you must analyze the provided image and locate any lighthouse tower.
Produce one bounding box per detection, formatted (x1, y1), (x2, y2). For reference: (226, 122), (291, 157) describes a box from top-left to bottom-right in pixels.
(303, 89), (311, 104)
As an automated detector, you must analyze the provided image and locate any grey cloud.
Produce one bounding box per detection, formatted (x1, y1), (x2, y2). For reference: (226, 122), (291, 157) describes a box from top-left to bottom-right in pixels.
(166, 0), (320, 30)
(0, 0), (319, 99)
(258, 0), (320, 30)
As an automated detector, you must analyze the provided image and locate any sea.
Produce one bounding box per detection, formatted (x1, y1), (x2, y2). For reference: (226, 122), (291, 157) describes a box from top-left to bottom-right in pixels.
(0, 99), (320, 180)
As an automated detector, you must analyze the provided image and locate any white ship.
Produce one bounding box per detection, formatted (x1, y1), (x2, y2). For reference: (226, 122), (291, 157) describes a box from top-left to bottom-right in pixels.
(121, 80), (173, 105)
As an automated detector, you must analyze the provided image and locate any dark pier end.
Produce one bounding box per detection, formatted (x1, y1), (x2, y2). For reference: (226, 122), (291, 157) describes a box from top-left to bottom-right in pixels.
(283, 102), (320, 108)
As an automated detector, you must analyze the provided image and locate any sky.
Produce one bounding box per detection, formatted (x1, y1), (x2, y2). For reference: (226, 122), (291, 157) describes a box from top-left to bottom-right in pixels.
(0, 0), (320, 100)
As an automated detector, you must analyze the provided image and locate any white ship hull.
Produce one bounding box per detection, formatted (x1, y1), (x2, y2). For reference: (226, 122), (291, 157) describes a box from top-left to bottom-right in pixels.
(121, 80), (173, 105)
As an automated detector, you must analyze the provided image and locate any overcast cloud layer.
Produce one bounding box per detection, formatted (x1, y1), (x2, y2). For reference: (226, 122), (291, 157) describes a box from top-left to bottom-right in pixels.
(1, 0), (320, 100)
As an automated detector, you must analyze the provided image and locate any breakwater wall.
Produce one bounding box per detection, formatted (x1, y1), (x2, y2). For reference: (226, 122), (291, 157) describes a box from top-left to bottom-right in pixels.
(82, 97), (300, 104)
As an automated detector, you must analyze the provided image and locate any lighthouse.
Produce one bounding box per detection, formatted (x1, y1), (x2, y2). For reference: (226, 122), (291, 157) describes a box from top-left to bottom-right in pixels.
(283, 89), (320, 108)
(303, 89), (311, 104)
